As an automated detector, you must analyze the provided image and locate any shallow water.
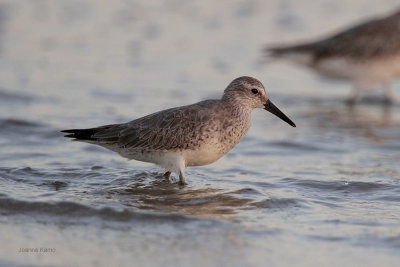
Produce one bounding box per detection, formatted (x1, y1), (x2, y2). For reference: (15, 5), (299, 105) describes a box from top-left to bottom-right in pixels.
(1, 0), (400, 266)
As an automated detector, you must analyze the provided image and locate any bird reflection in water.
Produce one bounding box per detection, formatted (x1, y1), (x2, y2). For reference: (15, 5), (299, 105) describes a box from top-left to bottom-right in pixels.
(106, 172), (253, 219)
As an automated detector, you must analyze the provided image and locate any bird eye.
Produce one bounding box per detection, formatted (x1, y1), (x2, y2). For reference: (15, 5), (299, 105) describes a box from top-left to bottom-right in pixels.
(251, 88), (259, 94)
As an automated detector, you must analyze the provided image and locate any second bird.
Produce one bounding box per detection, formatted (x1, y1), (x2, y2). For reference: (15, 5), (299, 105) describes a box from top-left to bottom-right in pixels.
(267, 9), (400, 104)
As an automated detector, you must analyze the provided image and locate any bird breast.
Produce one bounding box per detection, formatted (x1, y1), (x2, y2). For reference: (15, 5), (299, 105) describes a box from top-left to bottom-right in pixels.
(183, 112), (251, 167)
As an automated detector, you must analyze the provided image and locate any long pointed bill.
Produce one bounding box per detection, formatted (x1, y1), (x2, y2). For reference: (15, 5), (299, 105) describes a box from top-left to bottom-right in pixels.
(264, 99), (296, 127)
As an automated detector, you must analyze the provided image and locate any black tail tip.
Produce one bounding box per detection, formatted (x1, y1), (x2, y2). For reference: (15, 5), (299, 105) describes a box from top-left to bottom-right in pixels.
(61, 128), (95, 140)
(61, 129), (77, 138)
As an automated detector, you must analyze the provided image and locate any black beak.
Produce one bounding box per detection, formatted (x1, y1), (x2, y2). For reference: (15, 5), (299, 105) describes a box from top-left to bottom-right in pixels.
(264, 99), (296, 127)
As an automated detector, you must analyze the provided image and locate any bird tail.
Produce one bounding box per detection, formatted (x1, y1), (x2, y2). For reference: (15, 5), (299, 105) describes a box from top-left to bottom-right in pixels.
(265, 44), (315, 66)
(266, 43), (313, 56)
(61, 124), (119, 142)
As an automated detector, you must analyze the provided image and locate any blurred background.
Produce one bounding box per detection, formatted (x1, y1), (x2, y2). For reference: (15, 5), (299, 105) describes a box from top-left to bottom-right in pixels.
(0, 0), (400, 266)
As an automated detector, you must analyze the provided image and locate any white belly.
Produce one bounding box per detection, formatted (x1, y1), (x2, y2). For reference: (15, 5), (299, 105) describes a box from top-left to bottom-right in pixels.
(183, 142), (226, 167)
(115, 146), (185, 174)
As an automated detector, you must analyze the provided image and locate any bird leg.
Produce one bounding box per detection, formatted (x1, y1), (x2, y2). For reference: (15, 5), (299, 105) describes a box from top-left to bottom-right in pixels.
(382, 81), (394, 105)
(163, 171), (171, 179)
(178, 171), (187, 185)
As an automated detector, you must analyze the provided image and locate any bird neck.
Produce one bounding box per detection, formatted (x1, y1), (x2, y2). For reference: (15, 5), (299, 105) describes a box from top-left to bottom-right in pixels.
(222, 94), (253, 115)
(221, 98), (252, 120)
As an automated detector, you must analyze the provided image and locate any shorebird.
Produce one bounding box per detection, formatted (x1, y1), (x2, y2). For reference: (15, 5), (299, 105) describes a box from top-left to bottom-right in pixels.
(62, 76), (296, 185)
(266, 9), (400, 104)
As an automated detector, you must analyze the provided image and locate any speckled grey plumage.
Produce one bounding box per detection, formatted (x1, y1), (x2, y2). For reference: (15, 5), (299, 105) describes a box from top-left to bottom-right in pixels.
(62, 76), (295, 185)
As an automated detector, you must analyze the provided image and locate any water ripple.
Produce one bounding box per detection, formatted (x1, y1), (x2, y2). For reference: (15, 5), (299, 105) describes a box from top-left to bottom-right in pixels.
(281, 178), (393, 193)
(252, 198), (306, 209)
(0, 89), (33, 103)
(0, 195), (199, 225)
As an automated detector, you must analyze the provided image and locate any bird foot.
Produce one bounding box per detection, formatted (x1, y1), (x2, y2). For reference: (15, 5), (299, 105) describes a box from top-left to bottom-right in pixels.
(163, 171), (171, 179)
(345, 97), (356, 105)
(178, 180), (187, 186)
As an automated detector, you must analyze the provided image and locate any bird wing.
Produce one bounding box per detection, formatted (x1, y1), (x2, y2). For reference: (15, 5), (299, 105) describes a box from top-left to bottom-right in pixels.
(64, 100), (220, 151)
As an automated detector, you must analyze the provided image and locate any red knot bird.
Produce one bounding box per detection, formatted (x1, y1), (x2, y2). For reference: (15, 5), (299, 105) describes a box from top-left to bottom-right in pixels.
(62, 76), (296, 185)
(266, 10), (400, 104)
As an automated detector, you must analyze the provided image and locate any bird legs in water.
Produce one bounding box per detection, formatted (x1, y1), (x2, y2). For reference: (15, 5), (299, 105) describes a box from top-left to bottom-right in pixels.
(347, 81), (394, 105)
(163, 171), (186, 185)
